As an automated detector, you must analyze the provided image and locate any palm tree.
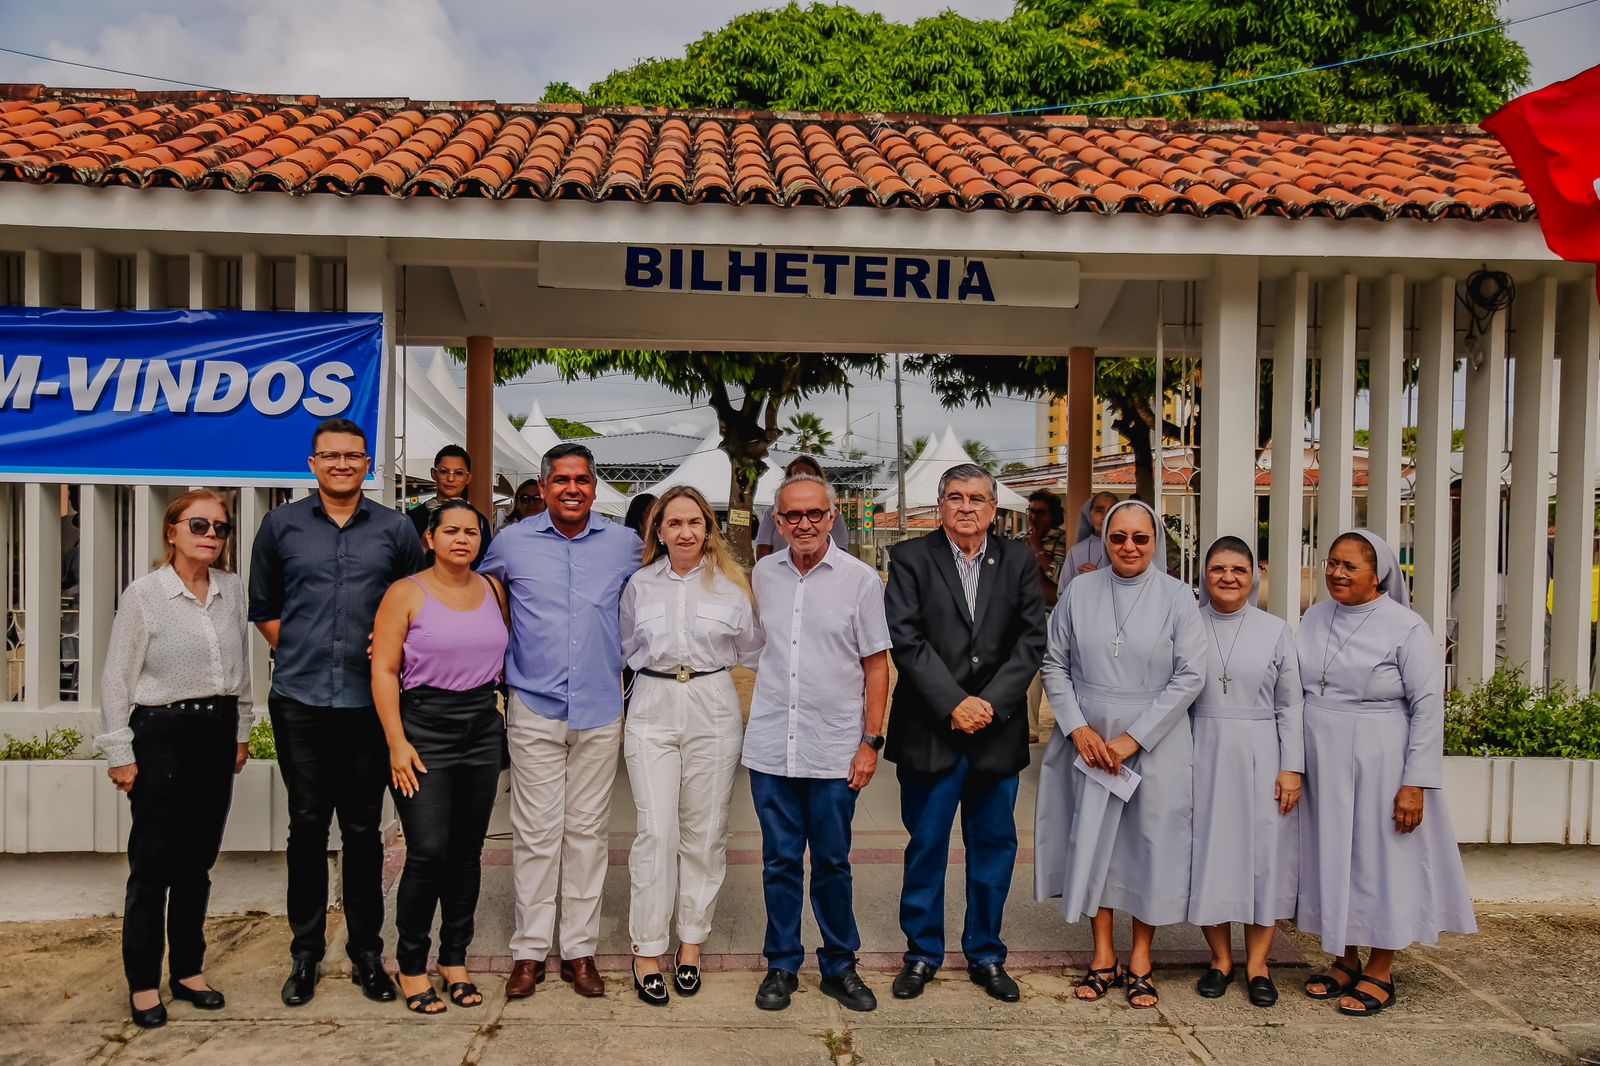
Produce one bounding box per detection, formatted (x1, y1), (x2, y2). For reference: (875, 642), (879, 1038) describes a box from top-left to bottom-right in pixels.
(900, 434), (929, 465)
(786, 411), (833, 456)
(963, 439), (1000, 473)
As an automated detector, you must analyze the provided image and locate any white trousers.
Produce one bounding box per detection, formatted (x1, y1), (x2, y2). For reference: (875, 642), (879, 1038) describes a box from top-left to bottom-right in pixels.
(506, 694), (621, 961)
(624, 671), (744, 956)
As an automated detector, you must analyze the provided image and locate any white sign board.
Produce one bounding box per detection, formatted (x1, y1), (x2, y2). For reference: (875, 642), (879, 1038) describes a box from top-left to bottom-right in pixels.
(539, 243), (1079, 309)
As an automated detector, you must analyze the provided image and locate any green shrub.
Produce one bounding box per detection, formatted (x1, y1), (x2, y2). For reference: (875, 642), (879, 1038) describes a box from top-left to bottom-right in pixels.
(248, 718), (277, 761)
(0, 727), (86, 760)
(1444, 667), (1600, 759)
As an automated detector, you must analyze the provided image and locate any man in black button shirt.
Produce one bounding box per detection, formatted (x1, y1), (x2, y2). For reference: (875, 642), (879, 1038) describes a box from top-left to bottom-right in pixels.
(249, 417), (424, 1007)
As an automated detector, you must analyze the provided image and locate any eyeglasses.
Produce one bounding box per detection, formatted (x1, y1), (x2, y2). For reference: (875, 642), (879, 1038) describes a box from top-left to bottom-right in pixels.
(515, 494), (540, 503)
(434, 469), (468, 480)
(1207, 564), (1251, 578)
(1107, 531), (1153, 547)
(776, 509), (831, 527)
(942, 493), (993, 508)
(181, 517), (232, 539)
(1323, 558), (1369, 575)
(312, 451), (369, 464)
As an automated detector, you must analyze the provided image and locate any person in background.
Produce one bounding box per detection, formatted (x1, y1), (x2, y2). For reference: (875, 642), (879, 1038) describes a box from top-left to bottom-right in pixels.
(1025, 490), (1068, 742)
(624, 492), (658, 539)
(99, 489), (252, 1030)
(371, 499), (510, 1016)
(499, 479), (545, 531)
(1055, 491), (1117, 601)
(250, 418), (425, 1008)
(754, 456), (847, 560)
(406, 445), (491, 568)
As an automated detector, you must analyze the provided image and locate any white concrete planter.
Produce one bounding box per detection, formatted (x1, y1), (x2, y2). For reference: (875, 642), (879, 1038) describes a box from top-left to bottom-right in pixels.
(0, 759), (394, 853)
(1443, 756), (1598, 845)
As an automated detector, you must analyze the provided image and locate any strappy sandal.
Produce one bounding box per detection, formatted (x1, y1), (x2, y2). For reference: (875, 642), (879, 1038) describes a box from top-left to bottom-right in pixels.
(447, 981), (482, 1008)
(1125, 969), (1159, 1009)
(1336, 975), (1396, 1017)
(404, 986), (446, 1015)
(1304, 959), (1362, 1000)
(1074, 963), (1123, 1001)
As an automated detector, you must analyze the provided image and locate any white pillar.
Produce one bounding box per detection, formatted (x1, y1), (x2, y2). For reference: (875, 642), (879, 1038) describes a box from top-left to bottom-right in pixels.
(1317, 275), (1357, 561)
(75, 251), (117, 708)
(1504, 277), (1557, 682)
(1269, 272), (1309, 623)
(20, 482), (61, 708)
(188, 252), (217, 310)
(1413, 277), (1455, 652)
(294, 253), (314, 313)
(1458, 306), (1509, 686)
(1199, 256), (1259, 550)
(347, 239), (396, 506)
(236, 250), (275, 699)
(1367, 275), (1405, 548)
(1551, 279), (1600, 690)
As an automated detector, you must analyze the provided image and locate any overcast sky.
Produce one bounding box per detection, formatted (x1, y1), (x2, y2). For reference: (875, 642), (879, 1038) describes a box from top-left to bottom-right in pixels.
(1, 0), (1591, 465)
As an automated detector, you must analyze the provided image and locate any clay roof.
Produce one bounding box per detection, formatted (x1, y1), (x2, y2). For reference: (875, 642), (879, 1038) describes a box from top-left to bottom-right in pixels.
(0, 87), (1533, 221)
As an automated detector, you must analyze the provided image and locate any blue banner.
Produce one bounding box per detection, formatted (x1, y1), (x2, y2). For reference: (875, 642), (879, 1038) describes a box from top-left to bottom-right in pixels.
(0, 308), (384, 485)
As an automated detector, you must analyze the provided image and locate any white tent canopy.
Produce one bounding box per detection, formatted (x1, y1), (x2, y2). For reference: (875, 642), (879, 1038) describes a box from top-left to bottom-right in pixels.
(875, 425), (1027, 513)
(639, 428), (786, 509)
(518, 397), (564, 456)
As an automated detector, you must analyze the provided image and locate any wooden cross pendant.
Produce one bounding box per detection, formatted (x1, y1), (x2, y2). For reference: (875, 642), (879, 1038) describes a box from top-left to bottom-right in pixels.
(1111, 633), (1125, 657)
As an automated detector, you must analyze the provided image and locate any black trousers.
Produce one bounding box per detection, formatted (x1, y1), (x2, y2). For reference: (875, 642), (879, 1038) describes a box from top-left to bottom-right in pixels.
(122, 702), (238, 991)
(269, 695), (390, 962)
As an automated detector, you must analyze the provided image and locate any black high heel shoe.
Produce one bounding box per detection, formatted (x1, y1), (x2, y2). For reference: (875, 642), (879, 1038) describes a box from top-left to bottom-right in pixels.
(129, 993), (167, 1029)
(632, 957), (670, 1007)
(169, 978), (226, 1010)
(673, 948), (701, 997)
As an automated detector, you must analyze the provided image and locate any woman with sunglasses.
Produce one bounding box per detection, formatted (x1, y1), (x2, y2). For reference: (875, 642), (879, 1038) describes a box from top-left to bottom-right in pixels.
(98, 490), (253, 1029)
(371, 498), (510, 1016)
(1187, 536), (1303, 1008)
(1035, 499), (1204, 1010)
(499, 479), (545, 530)
(1294, 530), (1475, 1017)
(619, 486), (761, 1005)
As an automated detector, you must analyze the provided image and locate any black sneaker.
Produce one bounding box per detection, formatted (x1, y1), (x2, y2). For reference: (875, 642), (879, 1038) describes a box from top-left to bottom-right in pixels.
(755, 968), (799, 1011)
(819, 968), (877, 1012)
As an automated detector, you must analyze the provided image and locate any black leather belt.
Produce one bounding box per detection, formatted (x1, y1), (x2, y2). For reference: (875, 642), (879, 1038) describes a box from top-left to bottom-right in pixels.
(638, 666), (729, 683)
(136, 696), (239, 714)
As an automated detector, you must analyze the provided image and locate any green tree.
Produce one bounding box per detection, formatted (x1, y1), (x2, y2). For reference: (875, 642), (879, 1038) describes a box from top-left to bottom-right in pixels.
(963, 439), (1000, 473)
(786, 411), (834, 456)
(900, 434), (930, 465)
(1002, 460), (1032, 475)
(548, 416), (599, 440)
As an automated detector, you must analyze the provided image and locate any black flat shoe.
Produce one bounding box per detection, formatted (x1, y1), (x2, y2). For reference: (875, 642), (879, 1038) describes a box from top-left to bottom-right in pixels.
(1196, 966), (1235, 998)
(169, 979), (225, 1010)
(1304, 959), (1361, 1000)
(129, 994), (166, 1029)
(1247, 975), (1279, 1007)
(755, 968), (798, 1011)
(632, 958), (670, 1007)
(891, 960), (936, 1000)
(819, 968), (877, 1013)
(968, 962), (1020, 1002)
(1336, 975), (1396, 1017)
(281, 958), (318, 1007)
(351, 954), (398, 1003)
(672, 949), (701, 997)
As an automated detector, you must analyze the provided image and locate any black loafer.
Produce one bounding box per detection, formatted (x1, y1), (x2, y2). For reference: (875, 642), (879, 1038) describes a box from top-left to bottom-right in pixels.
(632, 959), (670, 1007)
(968, 962), (1021, 1002)
(1196, 966), (1236, 999)
(1247, 975), (1279, 1008)
(819, 968), (877, 1013)
(755, 968), (799, 1011)
(130, 994), (167, 1029)
(281, 958), (318, 1007)
(351, 954), (398, 1003)
(169, 979), (225, 1010)
(891, 960), (936, 1000)
(673, 949), (701, 997)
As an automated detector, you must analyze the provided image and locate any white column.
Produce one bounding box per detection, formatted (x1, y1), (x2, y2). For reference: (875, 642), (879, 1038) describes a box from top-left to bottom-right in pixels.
(1504, 277), (1557, 681)
(236, 485), (272, 706)
(1412, 277), (1455, 652)
(20, 483), (61, 708)
(0, 485), (11, 702)
(75, 251), (117, 708)
(189, 252), (217, 310)
(1458, 306), (1509, 686)
(241, 252), (271, 311)
(1316, 275), (1357, 560)
(1551, 279), (1600, 690)
(1199, 256), (1259, 550)
(294, 253), (314, 313)
(1367, 275), (1405, 548)
(347, 239), (396, 506)
(1269, 272), (1308, 623)
(24, 249), (58, 306)
(134, 250), (166, 310)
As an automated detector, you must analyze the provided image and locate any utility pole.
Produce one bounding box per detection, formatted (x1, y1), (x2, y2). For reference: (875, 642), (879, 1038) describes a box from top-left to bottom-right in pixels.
(843, 382), (852, 456)
(894, 353), (907, 539)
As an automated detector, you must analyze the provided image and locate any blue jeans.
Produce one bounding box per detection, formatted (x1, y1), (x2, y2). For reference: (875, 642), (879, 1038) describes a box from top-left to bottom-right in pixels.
(748, 770), (860, 978)
(897, 755), (1019, 969)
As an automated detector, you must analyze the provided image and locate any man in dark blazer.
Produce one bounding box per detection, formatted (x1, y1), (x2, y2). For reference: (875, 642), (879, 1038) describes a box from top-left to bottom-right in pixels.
(884, 463), (1046, 1002)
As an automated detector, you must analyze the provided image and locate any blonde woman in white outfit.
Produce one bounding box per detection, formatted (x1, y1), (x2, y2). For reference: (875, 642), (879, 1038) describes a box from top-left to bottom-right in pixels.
(620, 485), (762, 1006)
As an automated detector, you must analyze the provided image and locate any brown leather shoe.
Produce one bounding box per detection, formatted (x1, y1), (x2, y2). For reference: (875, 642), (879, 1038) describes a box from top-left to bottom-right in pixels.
(560, 956), (606, 998)
(505, 959), (546, 999)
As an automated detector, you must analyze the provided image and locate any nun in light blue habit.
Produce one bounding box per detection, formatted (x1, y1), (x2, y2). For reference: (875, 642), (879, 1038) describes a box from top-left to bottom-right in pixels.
(1186, 535), (1303, 1009)
(1034, 499), (1205, 1010)
(1054, 492), (1117, 600)
(1295, 529), (1476, 1018)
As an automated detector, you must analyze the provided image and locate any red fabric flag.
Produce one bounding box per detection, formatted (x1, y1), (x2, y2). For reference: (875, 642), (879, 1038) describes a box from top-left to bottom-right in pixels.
(1483, 64), (1600, 275)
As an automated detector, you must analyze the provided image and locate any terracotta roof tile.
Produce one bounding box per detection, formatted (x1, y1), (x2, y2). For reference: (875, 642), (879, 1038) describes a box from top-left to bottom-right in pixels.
(0, 87), (1537, 221)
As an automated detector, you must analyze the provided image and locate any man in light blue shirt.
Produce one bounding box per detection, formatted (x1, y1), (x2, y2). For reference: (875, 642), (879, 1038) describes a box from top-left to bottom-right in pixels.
(479, 442), (641, 1000)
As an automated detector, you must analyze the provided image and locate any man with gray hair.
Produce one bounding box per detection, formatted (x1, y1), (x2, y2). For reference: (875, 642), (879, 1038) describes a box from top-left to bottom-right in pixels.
(883, 463), (1046, 1002)
(479, 441), (642, 1000)
(746, 471), (891, 1013)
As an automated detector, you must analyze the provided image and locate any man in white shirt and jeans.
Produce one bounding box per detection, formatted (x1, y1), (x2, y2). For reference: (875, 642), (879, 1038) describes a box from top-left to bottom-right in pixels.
(744, 473), (891, 1013)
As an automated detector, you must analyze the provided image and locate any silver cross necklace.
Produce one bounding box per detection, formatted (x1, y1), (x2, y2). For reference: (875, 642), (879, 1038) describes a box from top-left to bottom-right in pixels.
(1109, 575), (1150, 658)
(1206, 609), (1247, 694)
(1319, 604), (1378, 696)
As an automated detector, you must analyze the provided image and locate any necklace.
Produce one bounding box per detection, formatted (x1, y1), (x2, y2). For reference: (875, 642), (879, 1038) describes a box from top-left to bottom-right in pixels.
(1109, 574), (1150, 658)
(1319, 604), (1378, 695)
(1206, 609), (1247, 694)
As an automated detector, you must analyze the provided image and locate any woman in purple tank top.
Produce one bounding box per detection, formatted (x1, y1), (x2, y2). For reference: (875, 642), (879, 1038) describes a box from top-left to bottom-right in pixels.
(372, 499), (510, 1016)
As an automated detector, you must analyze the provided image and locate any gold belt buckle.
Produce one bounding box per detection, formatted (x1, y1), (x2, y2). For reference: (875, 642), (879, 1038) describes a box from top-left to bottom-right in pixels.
(675, 665), (692, 684)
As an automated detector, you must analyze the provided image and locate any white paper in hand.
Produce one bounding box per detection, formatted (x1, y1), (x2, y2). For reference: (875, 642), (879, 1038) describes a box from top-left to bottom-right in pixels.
(1072, 754), (1141, 802)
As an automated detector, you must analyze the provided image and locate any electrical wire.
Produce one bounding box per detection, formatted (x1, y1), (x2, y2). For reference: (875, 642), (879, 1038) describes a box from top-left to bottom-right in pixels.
(0, 45), (233, 92)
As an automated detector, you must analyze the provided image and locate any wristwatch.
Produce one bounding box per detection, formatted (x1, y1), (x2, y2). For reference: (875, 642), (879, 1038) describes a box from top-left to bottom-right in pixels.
(863, 734), (886, 751)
